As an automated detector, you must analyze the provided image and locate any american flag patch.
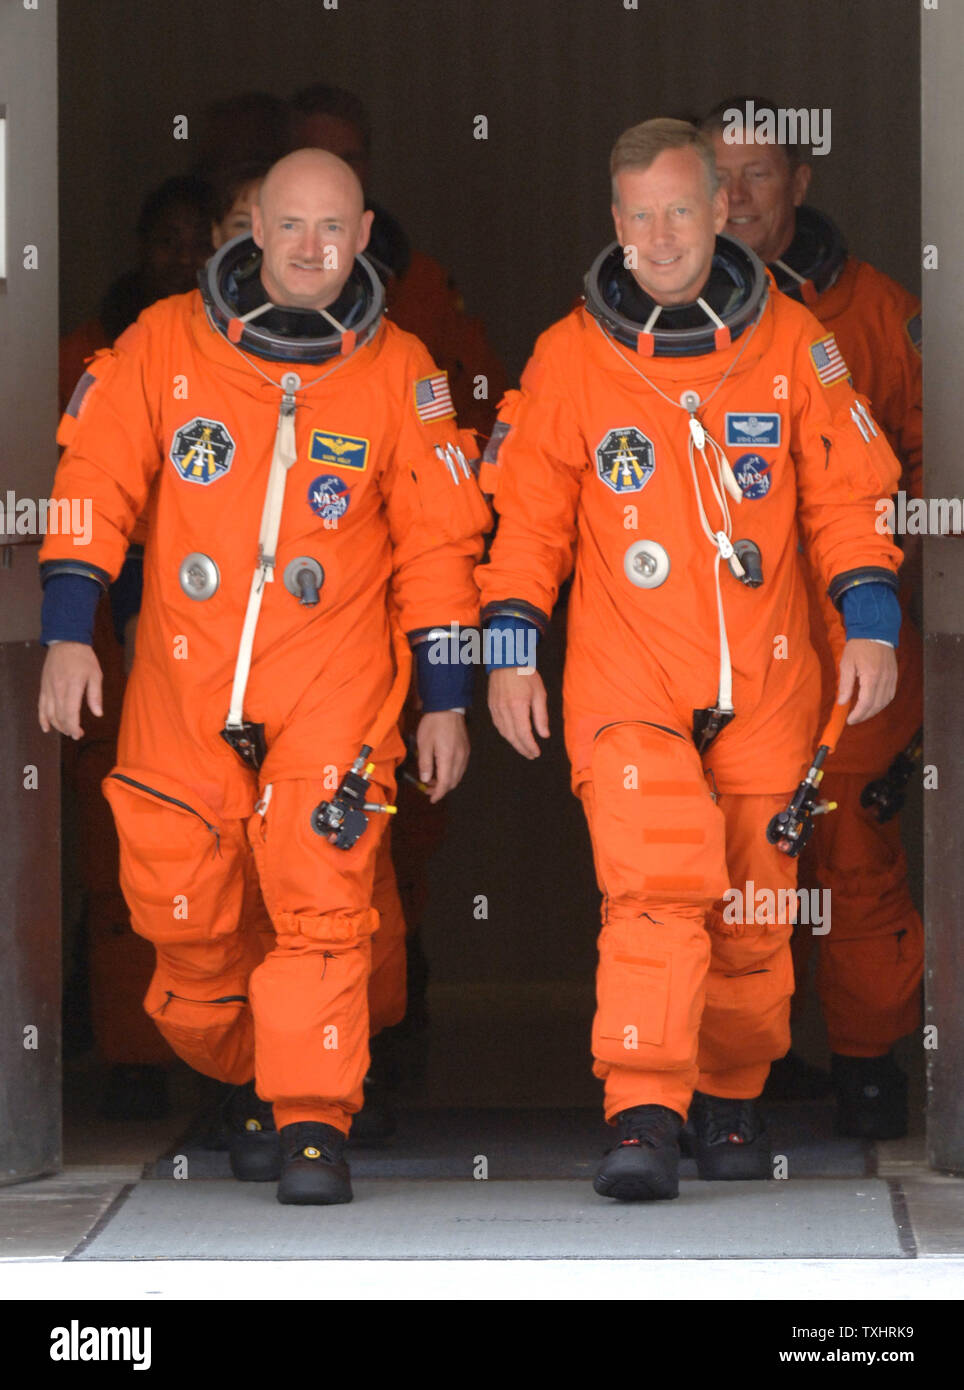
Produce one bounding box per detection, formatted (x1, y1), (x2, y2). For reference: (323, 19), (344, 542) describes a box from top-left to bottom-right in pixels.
(809, 334), (849, 387)
(64, 370), (97, 419)
(414, 372), (455, 422)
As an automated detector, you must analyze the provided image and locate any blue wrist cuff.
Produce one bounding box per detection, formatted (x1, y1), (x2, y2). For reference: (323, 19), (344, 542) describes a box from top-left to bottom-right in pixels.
(840, 582), (901, 648)
(414, 635), (475, 712)
(40, 573), (102, 646)
(484, 616), (539, 672)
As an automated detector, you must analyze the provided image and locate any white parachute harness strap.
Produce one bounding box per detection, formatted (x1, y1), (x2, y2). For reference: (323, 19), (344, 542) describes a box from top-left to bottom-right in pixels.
(318, 306), (348, 334)
(226, 372), (301, 730)
(593, 297), (765, 418)
(216, 323), (369, 734)
(771, 258), (809, 290)
(213, 313), (361, 396)
(696, 297), (727, 332)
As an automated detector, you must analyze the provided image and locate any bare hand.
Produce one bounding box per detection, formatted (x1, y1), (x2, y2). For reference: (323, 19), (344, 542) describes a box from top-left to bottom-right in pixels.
(837, 639), (898, 724)
(416, 711), (470, 803)
(38, 642), (103, 739)
(488, 667), (549, 758)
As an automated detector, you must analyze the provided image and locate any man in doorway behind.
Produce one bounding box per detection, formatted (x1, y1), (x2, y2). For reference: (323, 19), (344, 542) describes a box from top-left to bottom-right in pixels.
(704, 97), (923, 1139)
(479, 119), (902, 1201)
(290, 83), (508, 437)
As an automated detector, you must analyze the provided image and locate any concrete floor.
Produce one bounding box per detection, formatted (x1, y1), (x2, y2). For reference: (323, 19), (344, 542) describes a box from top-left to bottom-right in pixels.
(1, 1078), (962, 1294)
(3, 969), (960, 1294)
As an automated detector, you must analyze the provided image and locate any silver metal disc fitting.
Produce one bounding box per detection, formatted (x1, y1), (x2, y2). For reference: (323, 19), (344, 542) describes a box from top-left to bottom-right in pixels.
(179, 552), (220, 600)
(624, 539), (670, 589)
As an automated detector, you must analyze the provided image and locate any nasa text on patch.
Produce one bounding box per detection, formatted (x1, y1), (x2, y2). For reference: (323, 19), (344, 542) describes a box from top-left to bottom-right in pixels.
(725, 412), (781, 448)
(309, 430), (370, 472)
(732, 452), (774, 500)
(307, 474), (351, 522)
(595, 427), (655, 494)
(169, 418), (236, 485)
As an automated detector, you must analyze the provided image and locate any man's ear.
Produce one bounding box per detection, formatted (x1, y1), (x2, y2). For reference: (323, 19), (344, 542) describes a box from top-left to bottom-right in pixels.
(611, 203), (625, 246)
(356, 207), (374, 254)
(250, 202), (265, 250)
(712, 184), (729, 233)
(792, 162), (812, 206)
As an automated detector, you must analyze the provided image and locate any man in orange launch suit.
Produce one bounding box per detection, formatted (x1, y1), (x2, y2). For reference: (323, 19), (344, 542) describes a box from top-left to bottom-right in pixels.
(479, 120), (902, 1201)
(37, 149), (490, 1205)
(705, 98), (923, 1139)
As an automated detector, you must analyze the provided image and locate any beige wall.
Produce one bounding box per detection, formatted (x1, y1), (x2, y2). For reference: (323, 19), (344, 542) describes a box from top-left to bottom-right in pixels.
(59, 0), (920, 380)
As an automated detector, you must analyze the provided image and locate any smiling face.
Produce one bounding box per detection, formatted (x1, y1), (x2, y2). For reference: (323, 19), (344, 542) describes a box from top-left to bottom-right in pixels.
(611, 146), (729, 306)
(709, 131), (811, 264)
(250, 149), (373, 311)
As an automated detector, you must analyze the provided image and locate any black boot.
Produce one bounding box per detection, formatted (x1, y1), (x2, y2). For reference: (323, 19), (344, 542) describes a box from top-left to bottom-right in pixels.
(277, 1122), (353, 1205)
(348, 1073), (397, 1146)
(689, 1092), (772, 1180)
(593, 1105), (682, 1201)
(763, 1049), (833, 1101)
(831, 1052), (908, 1140)
(225, 1081), (282, 1182)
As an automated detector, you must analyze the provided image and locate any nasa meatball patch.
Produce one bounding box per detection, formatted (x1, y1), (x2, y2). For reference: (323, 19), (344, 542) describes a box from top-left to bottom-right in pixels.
(596, 427), (655, 494)
(307, 474), (351, 522)
(732, 453), (774, 500)
(725, 412), (781, 448)
(169, 418), (236, 485)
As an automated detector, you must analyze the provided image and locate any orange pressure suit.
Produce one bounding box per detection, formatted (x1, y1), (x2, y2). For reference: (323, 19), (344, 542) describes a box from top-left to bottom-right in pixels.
(772, 209), (924, 1057)
(60, 325), (412, 1068)
(478, 237), (901, 1122)
(41, 259), (488, 1133)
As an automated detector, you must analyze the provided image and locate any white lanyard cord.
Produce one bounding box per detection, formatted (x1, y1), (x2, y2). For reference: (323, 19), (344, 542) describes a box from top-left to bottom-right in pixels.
(687, 427), (742, 713)
(592, 308), (769, 715)
(200, 300), (372, 731)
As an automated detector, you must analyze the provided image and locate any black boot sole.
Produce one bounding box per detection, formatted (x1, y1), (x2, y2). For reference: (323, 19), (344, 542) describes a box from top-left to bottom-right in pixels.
(229, 1131), (282, 1182)
(593, 1148), (680, 1201)
(593, 1172), (679, 1201)
(276, 1164), (353, 1205)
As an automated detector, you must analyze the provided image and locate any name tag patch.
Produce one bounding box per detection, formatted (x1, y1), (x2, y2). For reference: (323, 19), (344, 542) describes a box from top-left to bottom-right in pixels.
(309, 430), (370, 472)
(725, 412), (781, 448)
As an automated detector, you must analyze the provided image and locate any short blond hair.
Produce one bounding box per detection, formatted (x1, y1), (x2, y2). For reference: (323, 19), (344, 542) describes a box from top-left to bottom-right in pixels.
(610, 118), (719, 202)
